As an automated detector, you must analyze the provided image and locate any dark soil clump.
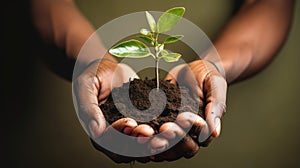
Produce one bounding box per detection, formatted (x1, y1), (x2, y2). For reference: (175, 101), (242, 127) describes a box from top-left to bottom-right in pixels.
(100, 78), (204, 133)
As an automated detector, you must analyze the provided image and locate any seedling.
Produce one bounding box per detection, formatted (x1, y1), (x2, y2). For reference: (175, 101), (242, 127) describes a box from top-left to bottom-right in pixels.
(109, 7), (185, 89)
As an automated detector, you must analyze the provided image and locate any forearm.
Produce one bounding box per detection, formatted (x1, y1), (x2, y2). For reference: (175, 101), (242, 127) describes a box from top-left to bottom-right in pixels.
(31, 0), (116, 66)
(213, 0), (294, 83)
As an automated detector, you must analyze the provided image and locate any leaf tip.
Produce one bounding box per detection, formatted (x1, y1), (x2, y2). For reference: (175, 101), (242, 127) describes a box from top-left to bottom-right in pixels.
(145, 10), (157, 33)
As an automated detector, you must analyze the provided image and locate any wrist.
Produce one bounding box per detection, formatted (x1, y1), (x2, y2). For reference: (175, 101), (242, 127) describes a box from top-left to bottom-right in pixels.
(215, 44), (252, 84)
(201, 51), (226, 79)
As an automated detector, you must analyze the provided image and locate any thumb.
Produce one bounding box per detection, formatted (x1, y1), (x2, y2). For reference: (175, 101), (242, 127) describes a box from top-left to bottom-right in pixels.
(205, 102), (225, 138)
(87, 106), (107, 139)
(203, 72), (227, 138)
(73, 67), (107, 139)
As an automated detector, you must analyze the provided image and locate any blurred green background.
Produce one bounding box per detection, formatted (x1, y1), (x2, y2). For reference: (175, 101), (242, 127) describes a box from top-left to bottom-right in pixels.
(2, 0), (300, 168)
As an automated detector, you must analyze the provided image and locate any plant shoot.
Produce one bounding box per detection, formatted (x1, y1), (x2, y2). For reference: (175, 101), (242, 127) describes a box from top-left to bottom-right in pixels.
(109, 7), (185, 89)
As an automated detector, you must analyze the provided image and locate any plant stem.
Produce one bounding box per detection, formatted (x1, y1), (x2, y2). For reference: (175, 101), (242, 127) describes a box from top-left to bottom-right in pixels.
(155, 57), (159, 89)
(154, 46), (159, 89)
(154, 32), (160, 90)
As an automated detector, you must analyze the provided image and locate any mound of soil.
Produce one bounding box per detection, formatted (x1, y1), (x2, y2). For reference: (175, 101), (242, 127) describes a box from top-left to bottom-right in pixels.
(100, 78), (204, 133)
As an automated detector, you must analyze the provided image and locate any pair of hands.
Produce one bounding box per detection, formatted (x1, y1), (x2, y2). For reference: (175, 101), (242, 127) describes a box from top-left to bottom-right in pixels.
(73, 58), (227, 163)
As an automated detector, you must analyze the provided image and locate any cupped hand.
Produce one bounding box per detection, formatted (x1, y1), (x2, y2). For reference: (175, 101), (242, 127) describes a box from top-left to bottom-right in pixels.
(73, 58), (155, 163)
(149, 59), (227, 161)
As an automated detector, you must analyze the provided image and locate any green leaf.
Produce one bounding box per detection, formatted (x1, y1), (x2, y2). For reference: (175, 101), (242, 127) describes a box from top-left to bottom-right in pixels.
(157, 7), (185, 33)
(160, 49), (168, 56)
(137, 35), (155, 45)
(161, 53), (182, 62)
(145, 11), (156, 32)
(163, 35), (184, 44)
(140, 28), (151, 36)
(109, 39), (151, 58)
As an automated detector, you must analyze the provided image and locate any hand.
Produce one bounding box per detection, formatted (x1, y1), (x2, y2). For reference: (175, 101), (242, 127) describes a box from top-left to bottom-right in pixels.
(73, 58), (155, 163)
(149, 59), (227, 161)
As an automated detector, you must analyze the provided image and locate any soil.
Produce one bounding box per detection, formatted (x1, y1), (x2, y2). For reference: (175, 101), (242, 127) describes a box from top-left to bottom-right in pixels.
(99, 78), (204, 134)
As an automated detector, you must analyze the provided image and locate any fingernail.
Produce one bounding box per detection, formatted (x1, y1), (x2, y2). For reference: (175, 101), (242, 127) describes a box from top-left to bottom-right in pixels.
(128, 119), (137, 126)
(180, 120), (191, 128)
(125, 118), (136, 126)
(89, 119), (98, 138)
(123, 127), (133, 134)
(163, 131), (176, 139)
(137, 135), (149, 144)
(214, 118), (221, 137)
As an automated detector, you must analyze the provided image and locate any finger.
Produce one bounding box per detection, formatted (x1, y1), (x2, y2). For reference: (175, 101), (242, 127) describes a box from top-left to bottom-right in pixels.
(149, 136), (169, 155)
(100, 118), (137, 145)
(199, 136), (214, 147)
(151, 137), (199, 161)
(73, 65), (107, 138)
(176, 112), (206, 129)
(177, 136), (200, 158)
(95, 118), (138, 163)
(131, 124), (155, 144)
(159, 122), (186, 139)
(88, 111), (106, 139)
(205, 103), (224, 138)
(111, 117), (138, 134)
(150, 125), (181, 162)
(176, 112), (211, 144)
(159, 122), (199, 158)
(164, 73), (177, 85)
(204, 74), (227, 138)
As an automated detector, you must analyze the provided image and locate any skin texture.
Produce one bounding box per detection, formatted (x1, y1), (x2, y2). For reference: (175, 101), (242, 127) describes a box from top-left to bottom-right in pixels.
(31, 0), (295, 163)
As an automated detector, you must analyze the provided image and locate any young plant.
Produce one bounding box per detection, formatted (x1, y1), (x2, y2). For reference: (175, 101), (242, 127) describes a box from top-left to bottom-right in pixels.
(109, 7), (185, 89)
